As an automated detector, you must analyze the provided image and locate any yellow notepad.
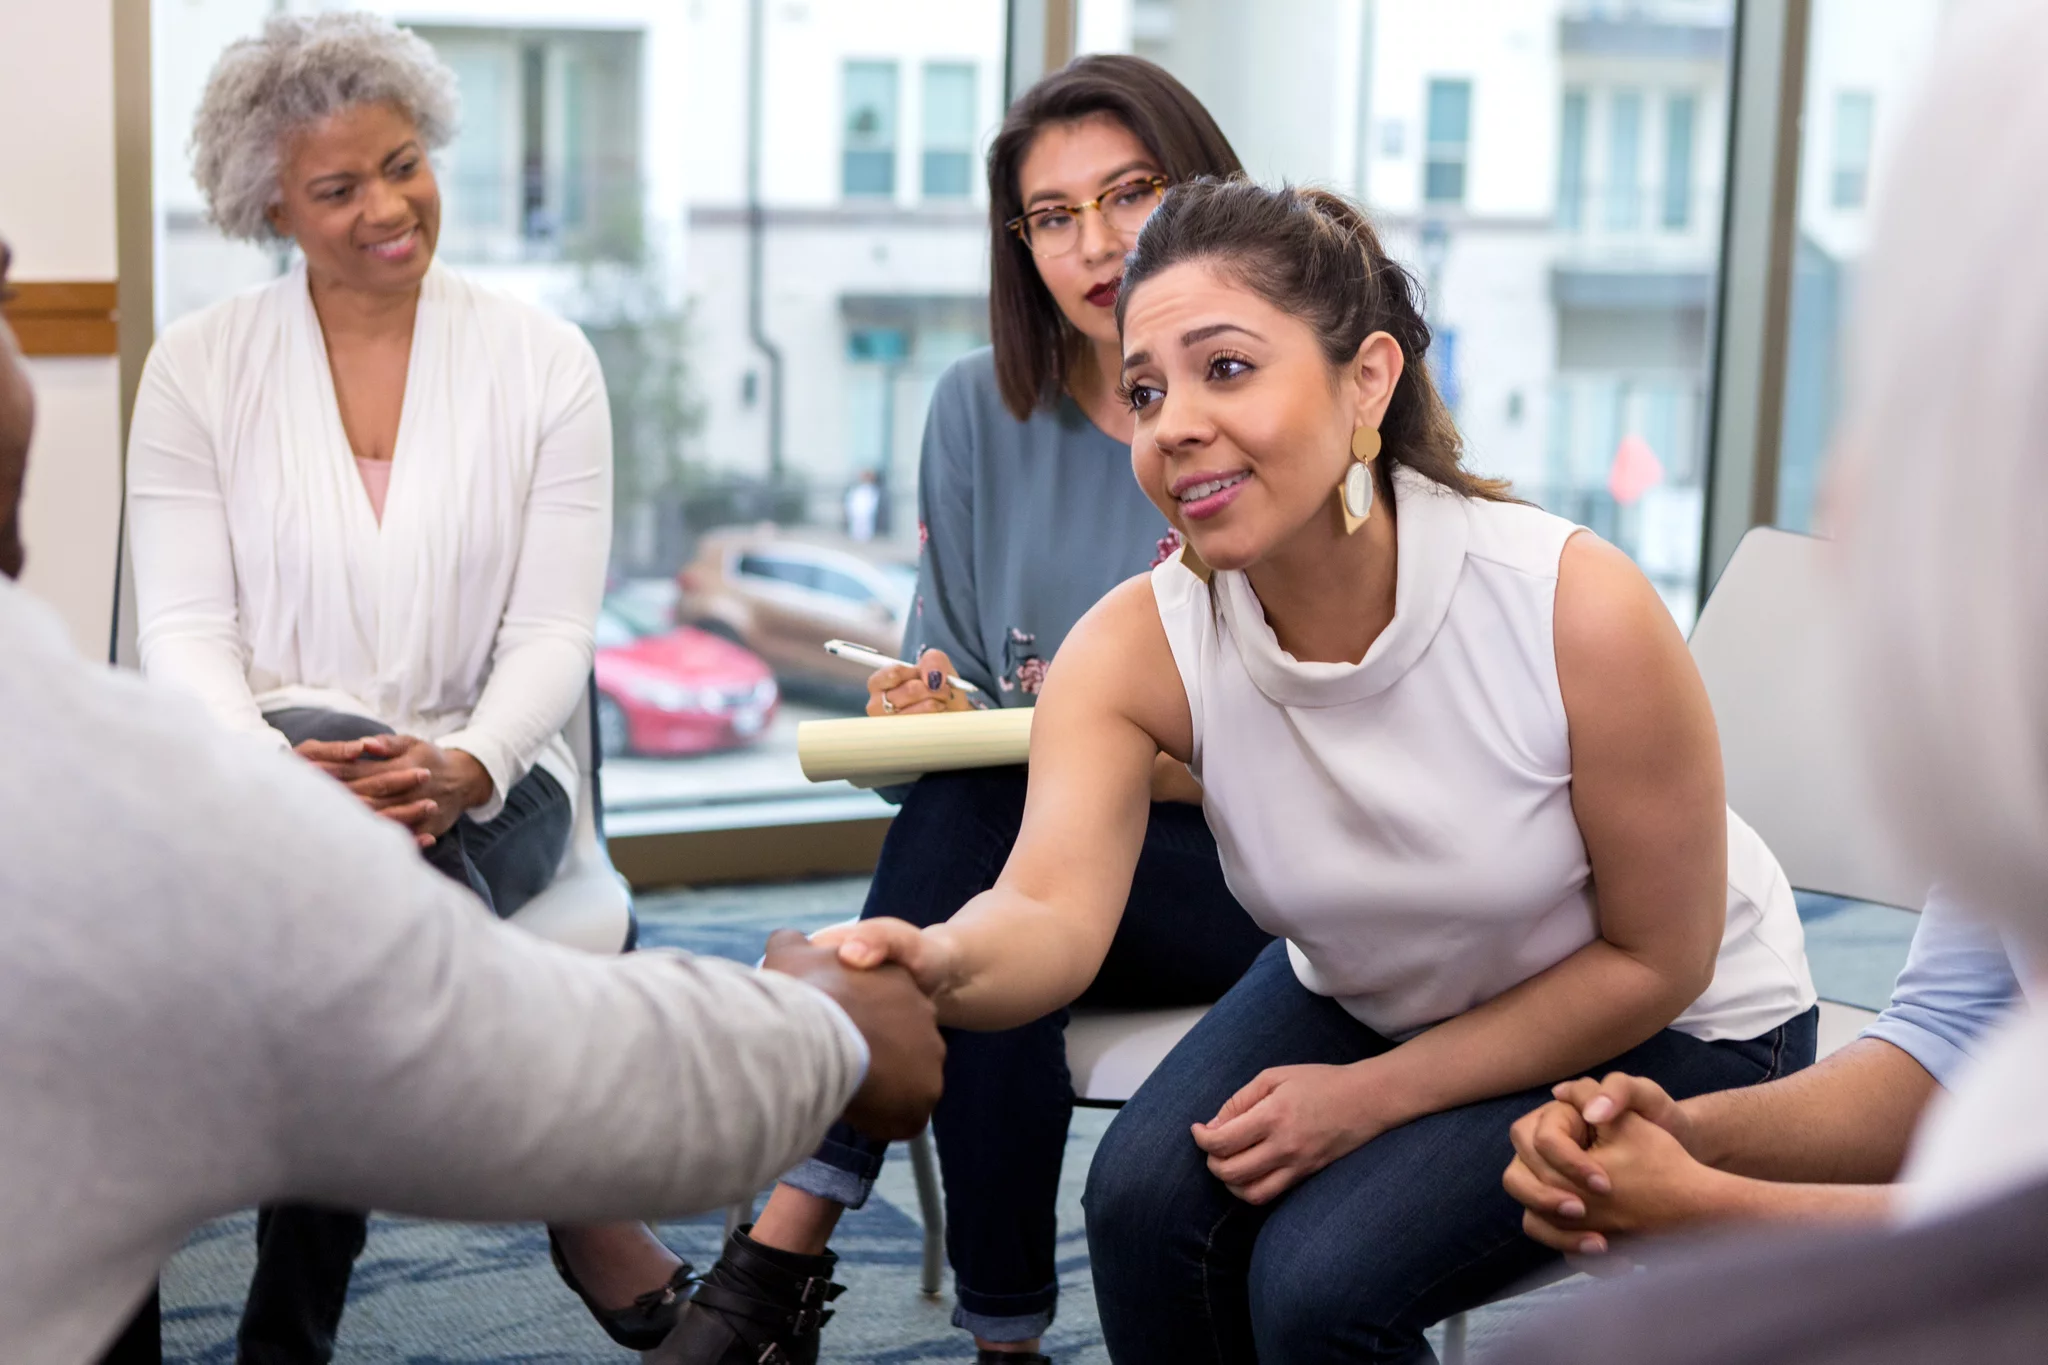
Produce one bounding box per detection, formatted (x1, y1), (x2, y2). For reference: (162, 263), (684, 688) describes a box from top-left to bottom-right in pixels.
(797, 708), (1034, 789)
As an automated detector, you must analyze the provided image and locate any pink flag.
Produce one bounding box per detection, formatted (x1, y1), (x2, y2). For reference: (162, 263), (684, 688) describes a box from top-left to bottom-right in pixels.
(1608, 432), (1665, 506)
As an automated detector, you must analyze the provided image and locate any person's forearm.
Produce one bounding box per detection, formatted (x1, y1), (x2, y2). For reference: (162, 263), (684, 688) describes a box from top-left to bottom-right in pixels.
(1684, 1167), (1896, 1226)
(1680, 1038), (1935, 1183)
(282, 916), (866, 1223)
(928, 884), (1122, 1031)
(140, 633), (286, 746)
(1371, 939), (1709, 1128)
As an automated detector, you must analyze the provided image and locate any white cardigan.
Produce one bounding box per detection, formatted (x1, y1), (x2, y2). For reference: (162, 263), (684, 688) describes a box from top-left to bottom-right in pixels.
(126, 261), (611, 821)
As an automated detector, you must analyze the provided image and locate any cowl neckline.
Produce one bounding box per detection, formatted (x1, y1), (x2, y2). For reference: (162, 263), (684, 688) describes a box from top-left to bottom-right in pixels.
(1215, 465), (1471, 708)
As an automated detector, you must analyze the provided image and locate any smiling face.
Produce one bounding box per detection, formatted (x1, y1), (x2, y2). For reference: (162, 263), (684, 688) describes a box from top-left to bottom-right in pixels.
(1121, 261), (1404, 572)
(265, 101), (439, 295)
(1015, 113), (1164, 352)
(0, 238), (33, 579)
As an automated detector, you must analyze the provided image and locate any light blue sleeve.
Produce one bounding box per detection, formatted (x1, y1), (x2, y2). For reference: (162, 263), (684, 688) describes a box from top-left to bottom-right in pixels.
(1860, 888), (2023, 1087)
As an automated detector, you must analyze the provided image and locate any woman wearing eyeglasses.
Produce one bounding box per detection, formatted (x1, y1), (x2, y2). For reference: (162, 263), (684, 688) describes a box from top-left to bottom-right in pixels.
(654, 56), (1271, 1365)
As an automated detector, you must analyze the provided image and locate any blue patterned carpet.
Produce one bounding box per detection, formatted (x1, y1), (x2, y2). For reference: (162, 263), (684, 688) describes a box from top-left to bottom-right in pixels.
(159, 878), (1912, 1363)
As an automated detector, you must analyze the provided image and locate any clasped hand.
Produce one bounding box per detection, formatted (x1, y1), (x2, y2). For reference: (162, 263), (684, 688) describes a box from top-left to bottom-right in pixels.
(1192, 1064), (1395, 1205)
(295, 733), (492, 846)
(761, 929), (945, 1141)
(1502, 1072), (1722, 1259)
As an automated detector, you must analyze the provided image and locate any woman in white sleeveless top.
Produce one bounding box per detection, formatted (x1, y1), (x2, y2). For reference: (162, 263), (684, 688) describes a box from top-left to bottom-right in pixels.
(824, 179), (1815, 1363)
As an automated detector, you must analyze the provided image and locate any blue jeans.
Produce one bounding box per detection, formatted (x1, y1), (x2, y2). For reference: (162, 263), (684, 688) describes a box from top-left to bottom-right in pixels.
(1084, 941), (1818, 1364)
(781, 767), (1273, 1342)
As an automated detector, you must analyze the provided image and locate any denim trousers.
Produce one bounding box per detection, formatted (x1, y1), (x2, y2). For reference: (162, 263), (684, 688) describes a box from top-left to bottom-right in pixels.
(781, 767), (1274, 1342)
(1083, 941), (1819, 1365)
(236, 708), (571, 1365)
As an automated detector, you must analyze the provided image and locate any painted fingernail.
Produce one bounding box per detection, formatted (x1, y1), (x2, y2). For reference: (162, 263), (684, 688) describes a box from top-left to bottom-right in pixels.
(1583, 1098), (1615, 1123)
(1559, 1198), (1586, 1220)
(926, 670), (944, 691)
(1587, 1173), (1612, 1195)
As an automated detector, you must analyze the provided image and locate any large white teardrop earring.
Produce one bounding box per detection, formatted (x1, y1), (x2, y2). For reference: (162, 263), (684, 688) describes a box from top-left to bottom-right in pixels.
(1339, 426), (1381, 535)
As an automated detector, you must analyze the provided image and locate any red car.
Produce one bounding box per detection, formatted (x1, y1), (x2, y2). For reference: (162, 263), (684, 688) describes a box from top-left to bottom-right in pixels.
(594, 605), (779, 758)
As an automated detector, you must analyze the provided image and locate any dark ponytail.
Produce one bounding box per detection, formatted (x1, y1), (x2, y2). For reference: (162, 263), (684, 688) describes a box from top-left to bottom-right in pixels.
(1117, 178), (1513, 504)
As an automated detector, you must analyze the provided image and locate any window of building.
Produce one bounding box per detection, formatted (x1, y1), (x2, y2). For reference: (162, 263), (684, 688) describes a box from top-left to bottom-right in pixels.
(1662, 92), (1696, 229)
(843, 60), (899, 198)
(921, 62), (977, 199)
(1558, 89), (1588, 231)
(1606, 88), (1643, 231)
(1423, 78), (1472, 206)
(1779, 1), (1942, 534)
(416, 27), (642, 264)
(1832, 90), (1875, 209)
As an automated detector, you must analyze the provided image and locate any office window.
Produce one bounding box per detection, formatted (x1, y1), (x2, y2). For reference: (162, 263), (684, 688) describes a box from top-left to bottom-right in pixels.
(1662, 93), (1696, 229)
(1606, 89), (1643, 230)
(843, 60), (899, 198)
(1558, 89), (1588, 230)
(1423, 78), (1472, 206)
(1779, 1), (1942, 534)
(921, 62), (977, 199)
(1832, 90), (1875, 209)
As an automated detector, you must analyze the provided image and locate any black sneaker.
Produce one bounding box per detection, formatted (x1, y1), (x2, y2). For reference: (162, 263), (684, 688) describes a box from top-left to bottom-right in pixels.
(642, 1224), (844, 1365)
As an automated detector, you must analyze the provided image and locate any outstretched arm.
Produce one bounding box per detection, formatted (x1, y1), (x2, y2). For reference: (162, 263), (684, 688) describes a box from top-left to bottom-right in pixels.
(826, 576), (1190, 1030)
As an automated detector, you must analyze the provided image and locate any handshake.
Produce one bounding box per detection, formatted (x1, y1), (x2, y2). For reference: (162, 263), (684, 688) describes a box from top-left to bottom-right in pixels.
(761, 921), (950, 1141)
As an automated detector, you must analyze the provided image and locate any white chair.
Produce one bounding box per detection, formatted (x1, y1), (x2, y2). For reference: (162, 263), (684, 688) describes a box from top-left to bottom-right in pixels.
(1441, 527), (1923, 1363)
(1687, 527), (1926, 912)
(505, 677), (637, 955)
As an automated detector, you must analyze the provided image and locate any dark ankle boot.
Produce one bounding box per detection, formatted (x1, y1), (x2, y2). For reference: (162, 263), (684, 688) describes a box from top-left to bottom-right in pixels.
(975, 1352), (1052, 1364)
(643, 1225), (844, 1365)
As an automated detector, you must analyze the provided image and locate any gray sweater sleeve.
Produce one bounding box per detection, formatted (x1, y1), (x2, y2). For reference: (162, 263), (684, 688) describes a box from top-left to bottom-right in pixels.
(901, 364), (997, 696)
(255, 831), (866, 1220)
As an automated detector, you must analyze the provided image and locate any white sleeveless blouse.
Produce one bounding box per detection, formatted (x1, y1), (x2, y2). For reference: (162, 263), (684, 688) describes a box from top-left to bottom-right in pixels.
(1153, 468), (1815, 1042)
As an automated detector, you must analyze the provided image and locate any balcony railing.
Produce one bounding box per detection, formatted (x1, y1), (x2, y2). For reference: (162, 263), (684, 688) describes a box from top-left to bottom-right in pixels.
(437, 165), (645, 266)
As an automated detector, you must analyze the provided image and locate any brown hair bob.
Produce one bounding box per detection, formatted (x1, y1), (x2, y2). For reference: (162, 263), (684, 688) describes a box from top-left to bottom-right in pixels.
(1117, 178), (1514, 505)
(986, 55), (1243, 420)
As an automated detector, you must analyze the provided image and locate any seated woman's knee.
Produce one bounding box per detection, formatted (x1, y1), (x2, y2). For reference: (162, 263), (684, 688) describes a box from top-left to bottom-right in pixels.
(1082, 1099), (1209, 1259)
(1247, 1234), (1413, 1362)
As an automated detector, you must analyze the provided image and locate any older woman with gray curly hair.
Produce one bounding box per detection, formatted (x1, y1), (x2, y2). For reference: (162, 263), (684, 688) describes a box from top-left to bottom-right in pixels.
(125, 12), (693, 1359)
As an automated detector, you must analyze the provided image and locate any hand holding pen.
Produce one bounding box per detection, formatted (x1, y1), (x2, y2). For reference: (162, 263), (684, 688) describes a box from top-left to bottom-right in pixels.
(824, 640), (981, 716)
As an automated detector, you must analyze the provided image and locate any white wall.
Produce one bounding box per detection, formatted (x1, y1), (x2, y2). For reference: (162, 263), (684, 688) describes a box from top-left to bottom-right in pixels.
(0, 0), (124, 659)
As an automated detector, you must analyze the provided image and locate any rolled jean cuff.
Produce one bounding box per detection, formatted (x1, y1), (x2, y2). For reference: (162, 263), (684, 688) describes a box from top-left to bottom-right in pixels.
(778, 1126), (885, 1210)
(952, 1284), (1057, 1342)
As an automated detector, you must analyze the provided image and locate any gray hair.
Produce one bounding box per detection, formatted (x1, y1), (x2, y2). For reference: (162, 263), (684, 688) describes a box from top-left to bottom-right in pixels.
(1840, 0), (2048, 945)
(191, 12), (458, 242)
